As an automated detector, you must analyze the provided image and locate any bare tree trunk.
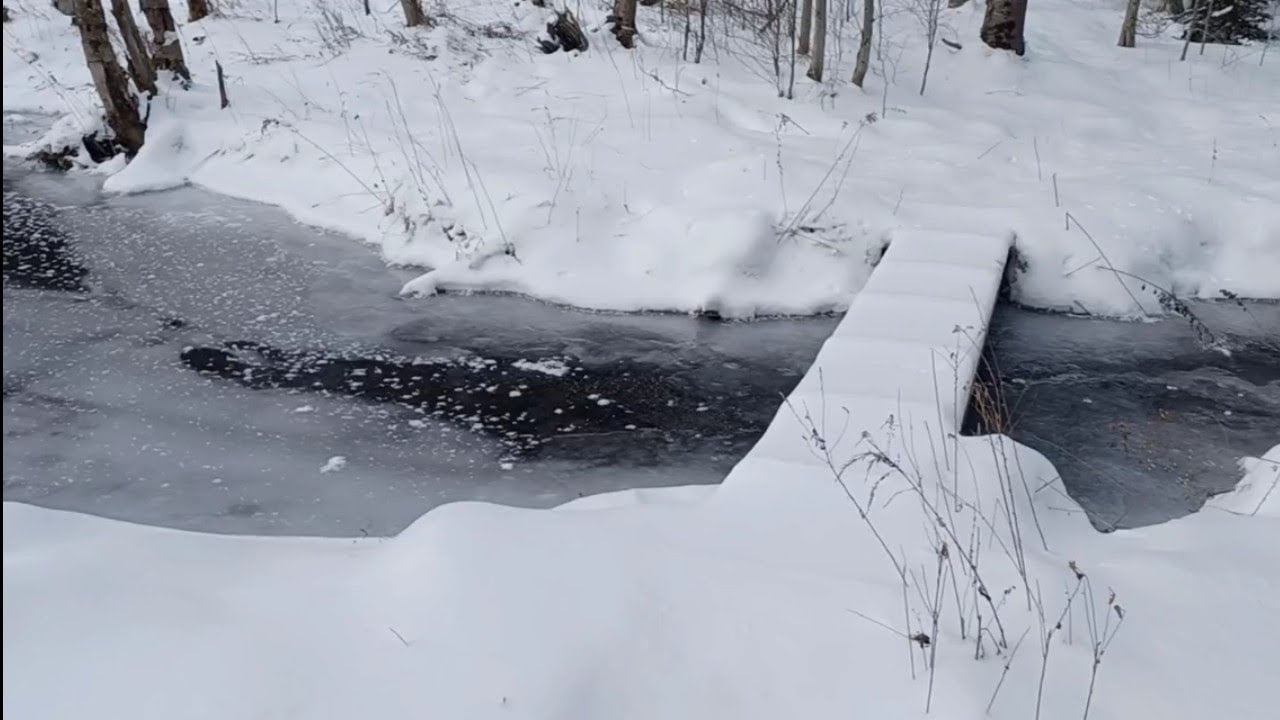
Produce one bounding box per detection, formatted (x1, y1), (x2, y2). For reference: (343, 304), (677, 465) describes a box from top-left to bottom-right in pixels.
(110, 0), (157, 96)
(1179, 4), (1196, 59)
(695, 0), (707, 61)
(787, 0), (797, 98)
(919, 0), (941, 94)
(1118, 0), (1140, 46)
(399, 0), (426, 27)
(806, 0), (826, 81)
(140, 0), (191, 80)
(1164, 0), (1185, 14)
(73, 0), (146, 154)
(852, 0), (874, 86)
(799, 0), (813, 54)
(768, 0), (780, 91)
(682, 0), (691, 59)
(186, 0), (207, 21)
(1198, 0), (1214, 54)
(612, 0), (637, 48)
(980, 0), (1028, 55)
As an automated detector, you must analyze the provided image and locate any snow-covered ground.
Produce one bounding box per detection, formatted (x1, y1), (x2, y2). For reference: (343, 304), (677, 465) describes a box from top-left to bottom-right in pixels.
(4, 0), (1278, 317)
(4, 2), (1280, 719)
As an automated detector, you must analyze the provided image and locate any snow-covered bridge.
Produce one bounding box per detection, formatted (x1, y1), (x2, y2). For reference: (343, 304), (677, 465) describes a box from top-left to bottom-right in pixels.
(739, 229), (1012, 471)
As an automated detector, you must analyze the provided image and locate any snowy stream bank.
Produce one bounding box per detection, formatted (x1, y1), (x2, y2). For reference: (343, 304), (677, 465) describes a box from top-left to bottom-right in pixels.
(4, 163), (1277, 718)
(4, 156), (1274, 537)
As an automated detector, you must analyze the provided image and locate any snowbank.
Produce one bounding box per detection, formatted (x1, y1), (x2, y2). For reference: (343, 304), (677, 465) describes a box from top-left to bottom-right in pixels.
(6, 449), (1278, 719)
(1206, 444), (1280, 516)
(4, 0), (1278, 317)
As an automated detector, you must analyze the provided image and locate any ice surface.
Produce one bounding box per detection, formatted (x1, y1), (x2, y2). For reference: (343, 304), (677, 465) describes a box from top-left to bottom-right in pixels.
(2, 160), (837, 535)
(975, 302), (1280, 529)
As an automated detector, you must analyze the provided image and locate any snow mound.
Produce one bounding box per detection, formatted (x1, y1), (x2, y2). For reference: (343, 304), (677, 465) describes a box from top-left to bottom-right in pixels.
(6, 431), (1279, 719)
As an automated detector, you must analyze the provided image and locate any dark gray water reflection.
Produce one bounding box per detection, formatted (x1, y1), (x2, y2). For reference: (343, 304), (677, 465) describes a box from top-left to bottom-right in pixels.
(971, 303), (1279, 530)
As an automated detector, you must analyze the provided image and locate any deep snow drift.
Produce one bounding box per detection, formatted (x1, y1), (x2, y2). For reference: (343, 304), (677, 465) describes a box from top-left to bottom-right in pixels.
(4, 0), (1278, 317)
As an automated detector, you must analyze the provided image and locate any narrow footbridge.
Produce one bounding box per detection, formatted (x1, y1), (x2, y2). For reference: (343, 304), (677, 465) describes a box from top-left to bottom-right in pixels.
(733, 230), (1012, 472)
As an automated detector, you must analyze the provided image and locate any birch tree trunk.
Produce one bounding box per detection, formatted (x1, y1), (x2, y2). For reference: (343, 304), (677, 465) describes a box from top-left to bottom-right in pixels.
(110, 0), (157, 96)
(799, 0), (813, 55)
(186, 0), (208, 22)
(852, 0), (874, 87)
(73, 0), (146, 153)
(141, 0), (190, 80)
(612, 0), (638, 48)
(695, 0), (707, 61)
(1119, 0), (1141, 46)
(980, 0), (1028, 55)
(399, 0), (426, 27)
(806, 0), (827, 81)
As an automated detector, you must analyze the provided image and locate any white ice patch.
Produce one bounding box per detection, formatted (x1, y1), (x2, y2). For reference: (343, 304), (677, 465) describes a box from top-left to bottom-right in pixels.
(457, 356), (497, 372)
(512, 358), (571, 377)
(319, 456), (347, 474)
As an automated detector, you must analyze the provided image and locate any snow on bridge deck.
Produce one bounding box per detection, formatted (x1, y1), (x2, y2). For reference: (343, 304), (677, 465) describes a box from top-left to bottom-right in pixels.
(726, 229), (1012, 473)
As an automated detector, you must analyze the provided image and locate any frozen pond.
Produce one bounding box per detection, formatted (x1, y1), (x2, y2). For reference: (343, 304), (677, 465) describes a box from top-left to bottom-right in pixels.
(2, 158), (837, 536)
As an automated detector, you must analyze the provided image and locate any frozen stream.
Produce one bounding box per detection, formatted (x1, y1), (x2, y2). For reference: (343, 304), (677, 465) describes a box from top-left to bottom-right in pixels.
(4, 138), (1275, 537)
(973, 302), (1279, 530)
(2, 159), (837, 535)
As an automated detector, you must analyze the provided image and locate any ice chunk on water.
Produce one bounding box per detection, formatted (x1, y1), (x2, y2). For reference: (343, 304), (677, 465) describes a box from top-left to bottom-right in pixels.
(320, 456), (347, 474)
